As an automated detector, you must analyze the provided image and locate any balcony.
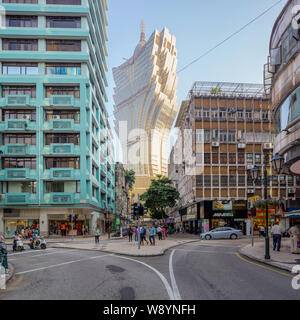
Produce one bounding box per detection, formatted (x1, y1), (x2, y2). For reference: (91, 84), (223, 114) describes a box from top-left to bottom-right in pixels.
(50, 95), (74, 107)
(100, 164), (107, 175)
(0, 119), (37, 132)
(43, 119), (80, 132)
(2, 193), (36, 205)
(43, 144), (80, 155)
(1, 144), (36, 156)
(42, 168), (80, 180)
(1, 95), (31, 107)
(43, 192), (80, 204)
(0, 168), (36, 180)
(100, 200), (107, 209)
(100, 180), (106, 192)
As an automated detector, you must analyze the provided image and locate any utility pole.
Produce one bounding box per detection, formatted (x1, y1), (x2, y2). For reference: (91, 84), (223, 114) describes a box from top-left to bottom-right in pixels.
(71, 209), (74, 241)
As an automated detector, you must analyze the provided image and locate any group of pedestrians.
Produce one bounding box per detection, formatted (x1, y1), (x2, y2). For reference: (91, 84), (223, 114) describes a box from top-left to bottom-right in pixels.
(127, 225), (169, 246)
(271, 222), (300, 254)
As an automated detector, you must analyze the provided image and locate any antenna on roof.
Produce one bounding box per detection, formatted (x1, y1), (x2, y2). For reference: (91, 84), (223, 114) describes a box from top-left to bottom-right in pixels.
(140, 19), (146, 42)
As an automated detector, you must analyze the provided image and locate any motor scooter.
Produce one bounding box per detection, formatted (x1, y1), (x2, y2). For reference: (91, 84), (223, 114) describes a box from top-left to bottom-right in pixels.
(29, 236), (47, 250)
(13, 236), (25, 252)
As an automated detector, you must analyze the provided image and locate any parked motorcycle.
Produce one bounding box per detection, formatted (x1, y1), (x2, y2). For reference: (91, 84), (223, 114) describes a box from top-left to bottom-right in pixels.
(29, 237), (47, 250)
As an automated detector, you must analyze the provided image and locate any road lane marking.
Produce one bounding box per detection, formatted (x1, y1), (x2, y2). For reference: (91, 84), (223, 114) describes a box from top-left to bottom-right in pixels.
(112, 255), (175, 300)
(236, 253), (293, 278)
(174, 249), (236, 254)
(9, 249), (79, 261)
(169, 250), (181, 300)
(15, 254), (113, 275)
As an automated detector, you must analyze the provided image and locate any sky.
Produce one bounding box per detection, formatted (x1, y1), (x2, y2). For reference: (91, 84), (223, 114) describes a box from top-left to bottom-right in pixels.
(105, 0), (287, 159)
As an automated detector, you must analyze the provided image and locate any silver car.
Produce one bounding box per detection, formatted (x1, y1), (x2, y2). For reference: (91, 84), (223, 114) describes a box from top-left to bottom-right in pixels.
(200, 227), (243, 240)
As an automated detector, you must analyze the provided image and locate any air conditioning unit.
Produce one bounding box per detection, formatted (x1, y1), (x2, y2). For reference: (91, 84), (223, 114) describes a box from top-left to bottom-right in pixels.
(247, 164), (253, 170)
(23, 115), (31, 120)
(247, 189), (255, 194)
(212, 142), (219, 147)
(238, 143), (246, 149)
(288, 188), (296, 194)
(53, 115), (60, 119)
(264, 143), (273, 150)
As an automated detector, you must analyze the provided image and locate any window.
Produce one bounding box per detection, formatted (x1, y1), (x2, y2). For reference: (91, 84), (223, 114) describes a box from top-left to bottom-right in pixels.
(213, 176), (219, 187)
(220, 153), (227, 164)
(46, 0), (81, 4)
(45, 63), (81, 75)
(237, 110), (244, 119)
(45, 110), (80, 122)
(211, 109), (218, 118)
(45, 133), (80, 145)
(246, 110), (252, 119)
(6, 15), (38, 27)
(228, 131), (236, 142)
(262, 111), (269, 120)
(204, 153), (211, 164)
(3, 0), (38, 3)
(238, 176), (245, 186)
(3, 134), (36, 145)
(237, 130), (245, 142)
(212, 129), (218, 141)
(229, 153), (236, 164)
(229, 176), (236, 186)
(2, 63), (38, 75)
(272, 176), (278, 186)
(46, 16), (81, 28)
(196, 153), (203, 166)
(212, 153), (219, 164)
(2, 86), (36, 98)
(203, 109), (210, 118)
(196, 176), (203, 187)
(3, 110), (36, 121)
(219, 109), (226, 118)
(2, 39), (38, 51)
(45, 86), (80, 98)
(221, 176), (228, 187)
(220, 131), (227, 142)
(280, 176), (286, 186)
(204, 130), (211, 143)
(255, 154), (261, 164)
(288, 176), (294, 186)
(246, 153), (253, 164)
(2, 158), (36, 169)
(238, 153), (245, 164)
(2, 181), (36, 194)
(195, 129), (204, 143)
(46, 40), (81, 52)
(204, 176), (211, 187)
(45, 157), (80, 169)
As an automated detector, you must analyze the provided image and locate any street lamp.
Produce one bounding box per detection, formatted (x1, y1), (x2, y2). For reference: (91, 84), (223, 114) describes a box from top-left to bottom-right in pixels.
(249, 153), (284, 260)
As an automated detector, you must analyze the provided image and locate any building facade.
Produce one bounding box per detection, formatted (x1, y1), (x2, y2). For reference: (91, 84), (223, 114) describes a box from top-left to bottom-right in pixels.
(170, 81), (298, 234)
(268, 0), (300, 179)
(114, 162), (130, 228)
(0, 0), (115, 237)
(113, 22), (178, 199)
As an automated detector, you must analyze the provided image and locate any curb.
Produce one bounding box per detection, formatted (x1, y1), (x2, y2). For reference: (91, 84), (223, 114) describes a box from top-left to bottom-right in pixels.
(52, 239), (201, 257)
(238, 245), (295, 273)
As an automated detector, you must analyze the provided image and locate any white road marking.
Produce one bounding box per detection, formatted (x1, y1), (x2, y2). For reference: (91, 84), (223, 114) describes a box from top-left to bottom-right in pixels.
(174, 249), (236, 254)
(112, 254), (175, 300)
(9, 249), (78, 261)
(15, 254), (112, 275)
(169, 250), (181, 300)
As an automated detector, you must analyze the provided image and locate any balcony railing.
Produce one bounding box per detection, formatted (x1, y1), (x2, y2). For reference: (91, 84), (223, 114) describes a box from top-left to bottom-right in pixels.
(5, 95), (30, 106)
(0, 119), (36, 131)
(2, 144), (36, 155)
(50, 95), (75, 107)
(0, 168), (36, 180)
(2, 193), (36, 205)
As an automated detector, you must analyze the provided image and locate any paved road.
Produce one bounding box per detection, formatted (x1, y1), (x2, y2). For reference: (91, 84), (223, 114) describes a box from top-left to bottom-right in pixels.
(1, 240), (299, 300)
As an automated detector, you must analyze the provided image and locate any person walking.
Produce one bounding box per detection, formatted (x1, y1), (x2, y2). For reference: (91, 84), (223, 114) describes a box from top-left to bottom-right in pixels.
(94, 227), (100, 244)
(149, 225), (156, 246)
(140, 226), (149, 246)
(128, 226), (133, 242)
(157, 225), (162, 240)
(133, 226), (138, 242)
(288, 223), (300, 254)
(60, 223), (66, 237)
(162, 226), (167, 239)
(271, 222), (283, 251)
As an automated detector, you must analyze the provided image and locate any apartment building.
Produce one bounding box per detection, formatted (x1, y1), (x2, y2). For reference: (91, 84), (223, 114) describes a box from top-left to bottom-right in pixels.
(0, 0), (115, 237)
(170, 81), (298, 234)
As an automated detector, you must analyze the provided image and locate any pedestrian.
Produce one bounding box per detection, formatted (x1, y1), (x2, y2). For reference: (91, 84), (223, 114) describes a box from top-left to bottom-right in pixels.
(128, 226), (133, 242)
(0, 236), (8, 274)
(157, 225), (162, 240)
(271, 222), (283, 251)
(61, 223), (66, 237)
(133, 226), (138, 242)
(94, 227), (100, 244)
(149, 225), (156, 245)
(288, 223), (300, 254)
(82, 225), (85, 236)
(140, 226), (149, 246)
(259, 225), (265, 237)
(85, 225), (89, 237)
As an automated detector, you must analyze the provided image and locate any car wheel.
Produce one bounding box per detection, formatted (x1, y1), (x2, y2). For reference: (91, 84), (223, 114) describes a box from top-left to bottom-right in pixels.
(230, 234), (237, 240)
(205, 235), (212, 240)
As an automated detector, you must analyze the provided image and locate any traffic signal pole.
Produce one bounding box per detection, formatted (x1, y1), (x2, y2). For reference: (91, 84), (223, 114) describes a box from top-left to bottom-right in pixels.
(71, 209), (74, 241)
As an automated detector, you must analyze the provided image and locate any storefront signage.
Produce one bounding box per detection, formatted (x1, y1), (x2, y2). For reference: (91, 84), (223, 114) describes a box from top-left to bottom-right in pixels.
(213, 212), (234, 218)
(232, 201), (247, 210)
(213, 201), (232, 211)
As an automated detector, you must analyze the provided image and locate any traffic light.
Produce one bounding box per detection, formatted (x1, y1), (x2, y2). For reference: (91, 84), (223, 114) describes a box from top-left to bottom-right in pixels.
(138, 204), (144, 216)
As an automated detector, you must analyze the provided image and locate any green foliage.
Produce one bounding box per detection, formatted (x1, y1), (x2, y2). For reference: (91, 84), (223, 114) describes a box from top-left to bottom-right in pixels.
(125, 169), (135, 191)
(253, 199), (279, 209)
(140, 175), (180, 220)
(210, 87), (222, 95)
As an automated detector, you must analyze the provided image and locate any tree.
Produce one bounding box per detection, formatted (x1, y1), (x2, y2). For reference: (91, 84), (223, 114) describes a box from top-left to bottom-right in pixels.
(125, 169), (135, 191)
(141, 175), (180, 219)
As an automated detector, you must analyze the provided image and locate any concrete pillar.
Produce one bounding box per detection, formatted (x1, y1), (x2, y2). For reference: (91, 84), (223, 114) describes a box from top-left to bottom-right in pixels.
(40, 210), (48, 237)
(0, 210), (4, 235)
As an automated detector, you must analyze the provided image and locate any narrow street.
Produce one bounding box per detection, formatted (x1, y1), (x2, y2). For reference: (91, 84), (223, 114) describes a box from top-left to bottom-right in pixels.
(1, 239), (299, 300)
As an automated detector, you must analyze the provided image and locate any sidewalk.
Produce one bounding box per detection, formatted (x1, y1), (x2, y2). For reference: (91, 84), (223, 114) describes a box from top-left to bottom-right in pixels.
(52, 234), (200, 257)
(239, 239), (300, 272)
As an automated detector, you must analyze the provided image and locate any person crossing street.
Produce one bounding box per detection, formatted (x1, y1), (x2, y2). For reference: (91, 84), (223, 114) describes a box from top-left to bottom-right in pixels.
(271, 222), (283, 252)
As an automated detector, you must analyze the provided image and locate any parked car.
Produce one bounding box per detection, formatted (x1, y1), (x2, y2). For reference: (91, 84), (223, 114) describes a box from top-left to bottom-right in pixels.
(112, 229), (128, 237)
(200, 227), (243, 240)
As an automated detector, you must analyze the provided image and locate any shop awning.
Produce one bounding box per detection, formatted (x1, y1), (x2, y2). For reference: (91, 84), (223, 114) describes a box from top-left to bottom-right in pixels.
(285, 210), (300, 218)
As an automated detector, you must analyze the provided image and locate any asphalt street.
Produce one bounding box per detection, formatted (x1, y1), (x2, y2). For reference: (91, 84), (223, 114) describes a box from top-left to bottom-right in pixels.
(1, 239), (299, 300)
